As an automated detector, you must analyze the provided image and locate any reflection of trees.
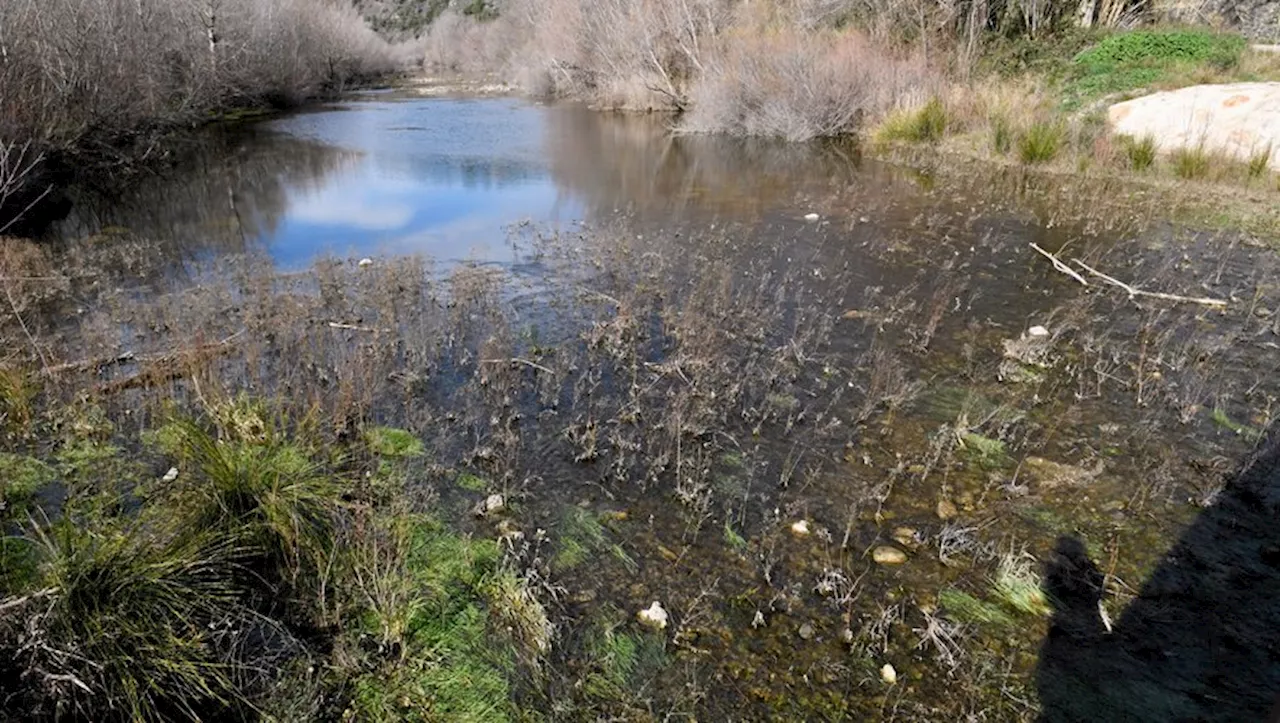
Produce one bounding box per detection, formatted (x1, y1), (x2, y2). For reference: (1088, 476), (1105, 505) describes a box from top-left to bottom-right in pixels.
(543, 106), (863, 218)
(378, 153), (545, 190)
(51, 126), (357, 259)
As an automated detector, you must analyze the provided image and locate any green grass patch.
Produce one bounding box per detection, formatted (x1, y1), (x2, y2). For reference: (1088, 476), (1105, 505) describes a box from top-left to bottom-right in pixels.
(553, 507), (635, 573)
(0, 453), (55, 511)
(1247, 146), (1272, 179)
(992, 553), (1052, 616)
(1068, 30), (1246, 102)
(723, 520), (747, 551)
(939, 588), (1015, 627)
(365, 426), (425, 458)
(960, 432), (1010, 469)
(456, 472), (489, 492)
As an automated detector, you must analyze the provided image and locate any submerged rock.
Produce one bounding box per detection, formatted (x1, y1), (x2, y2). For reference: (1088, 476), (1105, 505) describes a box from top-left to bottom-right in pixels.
(798, 622), (815, 640)
(1022, 457), (1102, 490)
(474, 493), (505, 517)
(936, 499), (959, 520)
(804, 213), (820, 222)
(161, 467), (179, 483)
(892, 526), (920, 550)
(790, 520), (812, 537)
(873, 545), (908, 565)
(637, 601), (669, 630)
(357, 257), (373, 268)
(880, 663), (898, 685)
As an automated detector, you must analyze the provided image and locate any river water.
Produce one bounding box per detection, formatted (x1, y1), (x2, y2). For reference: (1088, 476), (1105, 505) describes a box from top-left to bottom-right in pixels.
(38, 89), (1280, 720)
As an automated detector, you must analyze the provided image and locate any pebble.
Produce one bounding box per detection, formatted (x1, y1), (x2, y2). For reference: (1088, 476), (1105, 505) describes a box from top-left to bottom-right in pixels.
(161, 467), (179, 483)
(790, 520), (811, 536)
(798, 623), (815, 640)
(474, 494), (505, 517)
(840, 628), (855, 644)
(936, 499), (958, 520)
(357, 258), (373, 268)
(804, 213), (820, 222)
(872, 545), (908, 565)
(637, 601), (669, 630)
(1027, 325), (1050, 338)
(880, 663), (898, 685)
(891, 526), (919, 549)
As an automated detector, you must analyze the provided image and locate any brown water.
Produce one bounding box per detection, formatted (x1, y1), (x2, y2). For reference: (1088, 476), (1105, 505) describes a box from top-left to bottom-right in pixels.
(37, 90), (1280, 720)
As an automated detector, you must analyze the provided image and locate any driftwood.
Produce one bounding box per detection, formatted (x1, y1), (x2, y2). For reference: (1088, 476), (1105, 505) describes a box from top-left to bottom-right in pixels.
(1031, 243), (1228, 308)
(1072, 260), (1228, 308)
(480, 358), (555, 375)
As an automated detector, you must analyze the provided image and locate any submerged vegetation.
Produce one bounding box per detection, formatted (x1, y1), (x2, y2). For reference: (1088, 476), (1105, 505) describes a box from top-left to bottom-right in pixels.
(1, 143), (1277, 716)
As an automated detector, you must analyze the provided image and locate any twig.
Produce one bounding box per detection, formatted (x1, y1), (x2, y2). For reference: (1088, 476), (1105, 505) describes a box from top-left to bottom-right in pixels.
(1072, 260), (1228, 307)
(479, 358), (555, 375)
(41, 352), (136, 376)
(1030, 243), (1088, 286)
(327, 321), (390, 333)
(0, 587), (56, 614)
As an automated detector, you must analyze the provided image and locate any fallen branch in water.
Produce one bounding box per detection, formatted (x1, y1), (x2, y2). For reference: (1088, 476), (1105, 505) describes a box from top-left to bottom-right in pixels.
(1071, 260), (1228, 308)
(327, 321), (391, 333)
(480, 358), (555, 375)
(1030, 243), (1088, 286)
(95, 331), (243, 395)
(41, 352), (136, 376)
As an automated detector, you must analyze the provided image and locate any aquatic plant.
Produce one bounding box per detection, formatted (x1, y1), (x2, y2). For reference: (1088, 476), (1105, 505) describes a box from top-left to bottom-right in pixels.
(876, 98), (949, 144)
(992, 551), (1051, 616)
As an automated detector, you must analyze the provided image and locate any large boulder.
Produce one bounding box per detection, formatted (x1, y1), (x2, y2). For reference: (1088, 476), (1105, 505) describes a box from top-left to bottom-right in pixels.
(1108, 82), (1280, 169)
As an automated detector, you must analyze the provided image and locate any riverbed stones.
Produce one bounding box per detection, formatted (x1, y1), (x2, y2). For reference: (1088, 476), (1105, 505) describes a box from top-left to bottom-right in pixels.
(892, 526), (920, 550)
(637, 601), (669, 630)
(804, 213), (820, 222)
(798, 622), (815, 640)
(790, 520), (812, 536)
(873, 545), (908, 565)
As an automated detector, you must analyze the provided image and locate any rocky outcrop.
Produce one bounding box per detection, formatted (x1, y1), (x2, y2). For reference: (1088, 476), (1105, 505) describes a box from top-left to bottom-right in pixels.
(1156, 0), (1280, 41)
(1108, 82), (1280, 170)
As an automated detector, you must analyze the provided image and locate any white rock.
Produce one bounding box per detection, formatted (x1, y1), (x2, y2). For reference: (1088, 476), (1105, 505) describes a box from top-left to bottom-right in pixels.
(1027, 325), (1050, 338)
(161, 467), (179, 483)
(803, 213), (820, 222)
(637, 601), (669, 630)
(1109, 83), (1280, 170)
(357, 258), (373, 268)
(880, 663), (898, 685)
(790, 520), (812, 536)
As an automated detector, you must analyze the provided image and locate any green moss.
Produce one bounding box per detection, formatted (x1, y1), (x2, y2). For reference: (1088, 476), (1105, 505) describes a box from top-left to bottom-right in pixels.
(0, 453), (55, 507)
(939, 588), (1015, 627)
(365, 426), (425, 458)
(960, 432), (1010, 469)
(456, 472), (489, 492)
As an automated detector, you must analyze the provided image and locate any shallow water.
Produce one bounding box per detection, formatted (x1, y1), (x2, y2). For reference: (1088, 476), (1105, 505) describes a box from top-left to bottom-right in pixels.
(33, 92), (1280, 719)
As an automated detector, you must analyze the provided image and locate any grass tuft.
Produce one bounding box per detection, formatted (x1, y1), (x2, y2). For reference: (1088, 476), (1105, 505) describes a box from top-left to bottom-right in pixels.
(1017, 121), (1064, 164)
(1118, 134), (1157, 171)
(1247, 145), (1272, 179)
(876, 98), (948, 144)
(938, 588), (1014, 627)
(365, 427), (425, 459)
(1171, 144), (1211, 179)
(992, 551), (1051, 616)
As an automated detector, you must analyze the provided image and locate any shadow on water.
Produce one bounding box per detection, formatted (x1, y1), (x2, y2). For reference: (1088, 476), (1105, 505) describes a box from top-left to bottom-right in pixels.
(1038, 432), (1280, 722)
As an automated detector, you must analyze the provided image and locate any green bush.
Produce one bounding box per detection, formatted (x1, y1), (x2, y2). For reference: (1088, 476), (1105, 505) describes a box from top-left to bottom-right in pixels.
(1017, 121), (1065, 164)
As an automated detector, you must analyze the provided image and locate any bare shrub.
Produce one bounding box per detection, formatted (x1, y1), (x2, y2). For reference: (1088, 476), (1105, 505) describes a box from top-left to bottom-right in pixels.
(683, 29), (934, 140)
